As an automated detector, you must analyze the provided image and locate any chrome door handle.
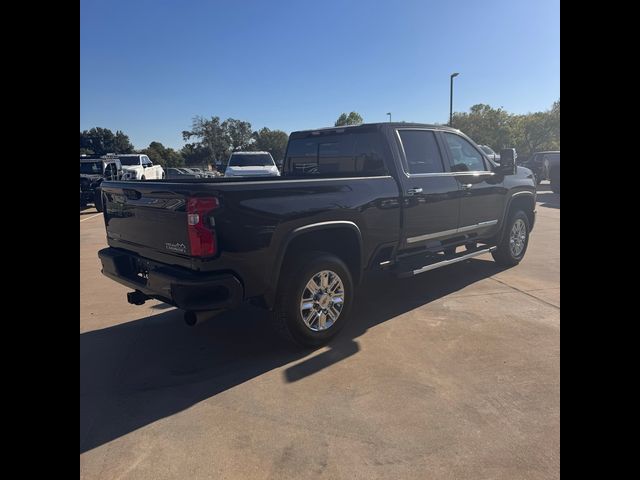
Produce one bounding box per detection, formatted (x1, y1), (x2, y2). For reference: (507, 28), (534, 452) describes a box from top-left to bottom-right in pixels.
(461, 183), (473, 189)
(407, 187), (423, 196)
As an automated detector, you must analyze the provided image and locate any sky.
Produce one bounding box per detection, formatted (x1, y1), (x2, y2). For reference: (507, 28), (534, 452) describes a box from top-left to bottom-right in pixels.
(80, 0), (559, 150)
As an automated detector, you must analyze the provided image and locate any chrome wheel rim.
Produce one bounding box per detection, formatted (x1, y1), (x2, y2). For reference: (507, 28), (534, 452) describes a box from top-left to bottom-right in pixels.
(300, 270), (344, 331)
(510, 219), (527, 257)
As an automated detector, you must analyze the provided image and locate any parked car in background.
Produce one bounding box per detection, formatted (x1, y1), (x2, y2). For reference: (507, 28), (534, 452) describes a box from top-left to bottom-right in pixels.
(184, 167), (216, 178)
(522, 151), (560, 192)
(118, 154), (165, 180)
(478, 145), (501, 163)
(166, 167), (200, 179)
(80, 154), (124, 211)
(224, 151), (280, 177)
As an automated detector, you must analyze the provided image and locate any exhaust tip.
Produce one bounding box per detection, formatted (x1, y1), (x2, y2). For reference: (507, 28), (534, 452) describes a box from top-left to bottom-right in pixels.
(184, 310), (221, 327)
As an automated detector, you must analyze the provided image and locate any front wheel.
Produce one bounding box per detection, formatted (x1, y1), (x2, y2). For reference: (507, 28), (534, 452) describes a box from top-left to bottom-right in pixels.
(491, 210), (530, 267)
(272, 252), (353, 348)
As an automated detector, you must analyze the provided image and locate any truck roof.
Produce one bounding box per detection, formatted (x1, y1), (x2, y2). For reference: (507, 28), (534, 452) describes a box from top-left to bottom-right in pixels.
(289, 122), (460, 139)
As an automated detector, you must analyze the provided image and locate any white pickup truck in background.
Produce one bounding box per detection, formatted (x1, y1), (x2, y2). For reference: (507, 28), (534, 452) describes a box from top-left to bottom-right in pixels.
(119, 154), (165, 180)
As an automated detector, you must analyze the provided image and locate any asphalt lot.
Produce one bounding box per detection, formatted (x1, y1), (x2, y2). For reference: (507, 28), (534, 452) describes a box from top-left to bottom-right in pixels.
(80, 183), (559, 480)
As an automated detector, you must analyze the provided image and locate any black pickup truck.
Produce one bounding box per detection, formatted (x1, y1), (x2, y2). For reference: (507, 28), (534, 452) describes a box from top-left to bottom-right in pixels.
(98, 123), (536, 347)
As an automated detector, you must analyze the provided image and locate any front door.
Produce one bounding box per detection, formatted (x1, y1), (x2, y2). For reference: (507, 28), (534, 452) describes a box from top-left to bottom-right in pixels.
(394, 128), (461, 249)
(440, 132), (505, 238)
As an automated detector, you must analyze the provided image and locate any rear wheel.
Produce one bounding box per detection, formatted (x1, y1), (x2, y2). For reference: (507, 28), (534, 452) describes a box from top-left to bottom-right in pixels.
(491, 210), (530, 267)
(272, 252), (353, 348)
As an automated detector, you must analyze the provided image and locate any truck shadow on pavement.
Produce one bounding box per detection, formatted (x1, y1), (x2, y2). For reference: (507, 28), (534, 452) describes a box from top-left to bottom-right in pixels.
(80, 258), (507, 454)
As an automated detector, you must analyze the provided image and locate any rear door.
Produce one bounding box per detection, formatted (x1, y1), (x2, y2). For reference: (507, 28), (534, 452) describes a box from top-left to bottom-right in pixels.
(440, 131), (504, 236)
(393, 128), (461, 248)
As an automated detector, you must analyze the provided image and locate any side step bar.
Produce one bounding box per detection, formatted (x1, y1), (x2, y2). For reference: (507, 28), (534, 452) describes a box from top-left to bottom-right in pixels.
(398, 246), (497, 277)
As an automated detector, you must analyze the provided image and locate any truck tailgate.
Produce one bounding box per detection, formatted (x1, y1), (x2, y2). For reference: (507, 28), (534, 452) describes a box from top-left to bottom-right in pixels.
(101, 181), (216, 259)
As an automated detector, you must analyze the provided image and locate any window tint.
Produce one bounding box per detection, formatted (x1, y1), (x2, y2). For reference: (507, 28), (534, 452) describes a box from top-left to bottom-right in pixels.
(443, 133), (486, 172)
(354, 133), (387, 174)
(287, 139), (319, 174)
(397, 130), (445, 174)
(285, 132), (387, 176)
(318, 135), (356, 173)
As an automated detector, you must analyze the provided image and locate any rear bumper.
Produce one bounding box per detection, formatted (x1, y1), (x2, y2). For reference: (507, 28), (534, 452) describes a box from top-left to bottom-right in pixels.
(98, 247), (243, 311)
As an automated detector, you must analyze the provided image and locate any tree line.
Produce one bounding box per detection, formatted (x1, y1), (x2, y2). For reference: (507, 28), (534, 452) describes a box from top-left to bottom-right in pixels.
(451, 100), (559, 159)
(79, 101), (558, 168)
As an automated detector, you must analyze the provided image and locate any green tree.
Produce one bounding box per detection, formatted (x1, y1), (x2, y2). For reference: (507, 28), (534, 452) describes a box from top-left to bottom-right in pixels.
(335, 111), (364, 126)
(252, 127), (289, 163)
(180, 143), (211, 166)
(450, 100), (559, 157)
(139, 141), (184, 168)
(451, 104), (513, 151)
(223, 118), (254, 151)
(80, 127), (134, 155)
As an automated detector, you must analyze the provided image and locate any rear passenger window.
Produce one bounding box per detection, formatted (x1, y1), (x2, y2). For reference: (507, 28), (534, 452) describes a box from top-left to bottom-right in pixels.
(397, 130), (445, 174)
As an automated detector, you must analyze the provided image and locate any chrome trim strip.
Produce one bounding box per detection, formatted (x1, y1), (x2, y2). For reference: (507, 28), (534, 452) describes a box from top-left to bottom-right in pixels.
(406, 219), (498, 244)
(293, 220), (360, 234)
(511, 190), (535, 197)
(407, 227), (459, 243)
(412, 246), (497, 275)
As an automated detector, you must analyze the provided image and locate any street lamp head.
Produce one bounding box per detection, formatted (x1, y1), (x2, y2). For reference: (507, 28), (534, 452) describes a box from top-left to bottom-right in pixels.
(451, 72), (460, 78)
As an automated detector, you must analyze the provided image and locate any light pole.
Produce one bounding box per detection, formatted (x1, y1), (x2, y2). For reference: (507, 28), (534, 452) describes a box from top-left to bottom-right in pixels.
(386, 112), (392, 122)
(449, 72), (459, 126)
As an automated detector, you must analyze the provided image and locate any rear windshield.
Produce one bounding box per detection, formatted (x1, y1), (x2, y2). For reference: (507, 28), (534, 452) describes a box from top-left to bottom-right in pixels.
(285, 131), (388, 176)
(80, 162), (102, 174)
(229, 154), (274, 167)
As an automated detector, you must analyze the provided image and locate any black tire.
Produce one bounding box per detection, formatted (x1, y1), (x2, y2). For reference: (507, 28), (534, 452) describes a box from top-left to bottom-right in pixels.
(550, 168), (560, 194)
(162, 172), (166, 179)
(272, 251), (354, 348)
(141, 175), (146, 181)
(94, 188), (103, 212)
(491, 210), (530, 267)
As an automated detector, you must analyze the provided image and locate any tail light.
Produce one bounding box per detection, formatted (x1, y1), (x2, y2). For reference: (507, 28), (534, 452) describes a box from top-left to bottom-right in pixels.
(187, 197), (219, 257)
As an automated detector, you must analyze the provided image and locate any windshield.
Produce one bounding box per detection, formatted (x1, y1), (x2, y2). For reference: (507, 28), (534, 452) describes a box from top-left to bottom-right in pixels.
(229, 153), (274, 167)
(80, 162), (102, 174)
(119, 156), (141, 166)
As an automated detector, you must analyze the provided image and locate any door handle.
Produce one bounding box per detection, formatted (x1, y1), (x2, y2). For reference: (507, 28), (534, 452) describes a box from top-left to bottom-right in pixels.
(407, 187), (423, 196)
(460, 183), (473, 189)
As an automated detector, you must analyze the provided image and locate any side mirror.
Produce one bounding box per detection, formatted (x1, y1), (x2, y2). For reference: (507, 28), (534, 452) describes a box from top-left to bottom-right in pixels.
(499, 148), (517, 175)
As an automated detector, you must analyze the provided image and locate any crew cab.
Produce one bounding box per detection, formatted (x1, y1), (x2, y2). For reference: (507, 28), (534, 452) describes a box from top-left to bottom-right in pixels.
(118, 154), (165, 180)
(98, 123), (536, 347)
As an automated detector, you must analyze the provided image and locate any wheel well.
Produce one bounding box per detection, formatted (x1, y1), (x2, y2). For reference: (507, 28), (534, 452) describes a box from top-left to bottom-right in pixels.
(281, 227), (362, 285)
(509, 195), (535, 226)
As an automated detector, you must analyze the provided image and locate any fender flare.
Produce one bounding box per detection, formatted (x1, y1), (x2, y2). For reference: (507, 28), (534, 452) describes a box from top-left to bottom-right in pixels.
(266, 221), (364, 308)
